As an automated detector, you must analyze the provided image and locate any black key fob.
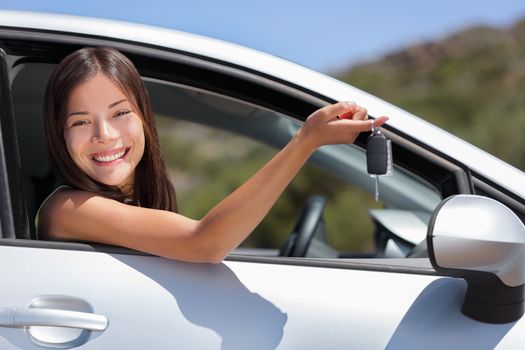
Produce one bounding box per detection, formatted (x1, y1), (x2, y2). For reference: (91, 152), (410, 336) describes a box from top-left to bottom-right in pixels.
(366, 129), (392, 175)
(366, 126), (393, 201)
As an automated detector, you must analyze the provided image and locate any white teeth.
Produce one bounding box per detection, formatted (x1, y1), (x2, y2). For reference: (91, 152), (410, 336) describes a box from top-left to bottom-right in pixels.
(93, 150), (125, 163)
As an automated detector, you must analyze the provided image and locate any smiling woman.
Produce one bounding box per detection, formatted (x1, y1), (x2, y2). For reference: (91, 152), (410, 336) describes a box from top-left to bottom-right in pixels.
(42, 47), (177, 210)
(36, 46), (387, 263)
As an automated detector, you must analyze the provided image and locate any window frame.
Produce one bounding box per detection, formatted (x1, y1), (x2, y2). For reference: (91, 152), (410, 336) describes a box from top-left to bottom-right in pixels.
(0, 29), (473, 272)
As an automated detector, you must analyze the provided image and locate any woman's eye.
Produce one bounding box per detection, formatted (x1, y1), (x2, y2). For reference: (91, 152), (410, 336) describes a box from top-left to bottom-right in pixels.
(115, 110), (130, 118)
(71, 120), (89, 127)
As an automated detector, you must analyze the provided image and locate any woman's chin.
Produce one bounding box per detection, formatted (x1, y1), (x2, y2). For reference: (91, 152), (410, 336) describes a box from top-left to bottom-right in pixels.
(93, 177), (132, 189)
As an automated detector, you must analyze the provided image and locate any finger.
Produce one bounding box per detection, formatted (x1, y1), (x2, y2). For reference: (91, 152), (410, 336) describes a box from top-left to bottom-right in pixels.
(331, 115), (388, 128)
(371, 116), (389, 129)
(321, 101), (356, 121)
(338, 116), (389, 132)
(352, 106), (368, 121)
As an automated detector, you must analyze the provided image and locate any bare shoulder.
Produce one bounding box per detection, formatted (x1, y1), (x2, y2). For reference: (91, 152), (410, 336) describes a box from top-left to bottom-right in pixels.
(37, 187), (122, 240)
(41, 186), (96, 207)
(37, 187), (197, 253)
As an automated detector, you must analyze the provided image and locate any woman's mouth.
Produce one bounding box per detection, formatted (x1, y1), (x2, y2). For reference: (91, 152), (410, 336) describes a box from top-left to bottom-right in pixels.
(91, 148), (129, 164)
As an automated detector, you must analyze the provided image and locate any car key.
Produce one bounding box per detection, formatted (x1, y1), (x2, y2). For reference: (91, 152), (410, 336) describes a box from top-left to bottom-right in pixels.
(366, 125), (393, 201)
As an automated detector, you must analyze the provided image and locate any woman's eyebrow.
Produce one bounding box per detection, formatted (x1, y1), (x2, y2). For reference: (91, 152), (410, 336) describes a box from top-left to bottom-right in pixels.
(108, 99), (128, 108)
(67, 110), (89, 118)
(67, 99), (129, 118)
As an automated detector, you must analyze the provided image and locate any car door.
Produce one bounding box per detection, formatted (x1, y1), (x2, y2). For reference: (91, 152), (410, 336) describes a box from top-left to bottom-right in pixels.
(1, 20), (525, 349)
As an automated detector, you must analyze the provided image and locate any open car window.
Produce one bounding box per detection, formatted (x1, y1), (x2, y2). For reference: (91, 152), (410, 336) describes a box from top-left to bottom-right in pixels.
(12, 60), (442, 260)
(145, 78), (442, 258)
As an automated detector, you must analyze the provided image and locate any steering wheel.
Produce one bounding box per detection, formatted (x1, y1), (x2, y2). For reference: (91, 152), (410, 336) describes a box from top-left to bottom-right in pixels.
(279, 196), (327, 257)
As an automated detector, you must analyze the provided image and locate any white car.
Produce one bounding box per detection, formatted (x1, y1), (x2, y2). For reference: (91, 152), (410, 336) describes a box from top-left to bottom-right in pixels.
(0, 10), (524, 349)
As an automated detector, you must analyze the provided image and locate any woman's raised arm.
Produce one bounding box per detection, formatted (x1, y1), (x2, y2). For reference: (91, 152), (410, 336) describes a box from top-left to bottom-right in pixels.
(39, 102), (387, 263)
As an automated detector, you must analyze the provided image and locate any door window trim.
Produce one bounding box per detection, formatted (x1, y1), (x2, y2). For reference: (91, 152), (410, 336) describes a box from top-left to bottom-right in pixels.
(2, 31), (476, 261)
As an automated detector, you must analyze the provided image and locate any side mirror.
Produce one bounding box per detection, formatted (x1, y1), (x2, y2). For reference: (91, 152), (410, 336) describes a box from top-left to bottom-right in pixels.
(427, 195), (525, 323)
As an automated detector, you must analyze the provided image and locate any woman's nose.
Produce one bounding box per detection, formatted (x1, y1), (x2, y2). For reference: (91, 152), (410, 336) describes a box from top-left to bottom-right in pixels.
(92, 120), (117, 143)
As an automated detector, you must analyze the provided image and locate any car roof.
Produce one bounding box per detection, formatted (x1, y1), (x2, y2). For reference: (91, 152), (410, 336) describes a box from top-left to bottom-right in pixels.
(0, 10), (523, 198)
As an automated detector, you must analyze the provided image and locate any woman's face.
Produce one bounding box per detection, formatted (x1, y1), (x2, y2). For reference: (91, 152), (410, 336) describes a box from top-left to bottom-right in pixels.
(64, 72), (145, 192)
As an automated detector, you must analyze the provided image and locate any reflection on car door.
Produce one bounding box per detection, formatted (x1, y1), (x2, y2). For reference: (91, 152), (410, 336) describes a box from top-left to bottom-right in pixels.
(2, 244), (523, 349)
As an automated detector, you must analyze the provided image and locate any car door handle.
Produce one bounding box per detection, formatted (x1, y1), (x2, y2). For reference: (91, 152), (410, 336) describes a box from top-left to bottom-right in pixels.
(0, 307), (108, 331)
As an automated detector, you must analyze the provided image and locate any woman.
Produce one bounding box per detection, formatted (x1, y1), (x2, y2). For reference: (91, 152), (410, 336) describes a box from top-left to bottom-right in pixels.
(38, 47), (388, 263)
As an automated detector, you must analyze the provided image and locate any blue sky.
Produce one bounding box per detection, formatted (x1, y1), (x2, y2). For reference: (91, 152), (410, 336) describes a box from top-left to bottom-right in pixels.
(2, 1), (525, 73)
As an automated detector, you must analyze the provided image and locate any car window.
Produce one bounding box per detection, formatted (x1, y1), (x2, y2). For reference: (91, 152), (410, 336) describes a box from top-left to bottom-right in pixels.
(10, 61), (442, 258)
(148, 79), (442, 258)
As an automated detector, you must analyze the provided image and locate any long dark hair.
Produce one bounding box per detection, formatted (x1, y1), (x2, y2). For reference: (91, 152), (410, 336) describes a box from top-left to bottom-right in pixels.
(44, 47), (177, 212)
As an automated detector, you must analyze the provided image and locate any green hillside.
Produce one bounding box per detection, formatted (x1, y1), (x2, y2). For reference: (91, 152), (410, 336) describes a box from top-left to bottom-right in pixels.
(338, 19), (525, 171)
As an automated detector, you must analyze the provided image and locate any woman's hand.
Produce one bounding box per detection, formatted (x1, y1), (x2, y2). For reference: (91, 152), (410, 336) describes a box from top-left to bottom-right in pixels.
(298, 101), (389, 151)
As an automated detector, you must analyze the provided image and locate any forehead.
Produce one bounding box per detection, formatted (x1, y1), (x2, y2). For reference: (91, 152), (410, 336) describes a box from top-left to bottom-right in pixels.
(67, 73), (131, 111)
